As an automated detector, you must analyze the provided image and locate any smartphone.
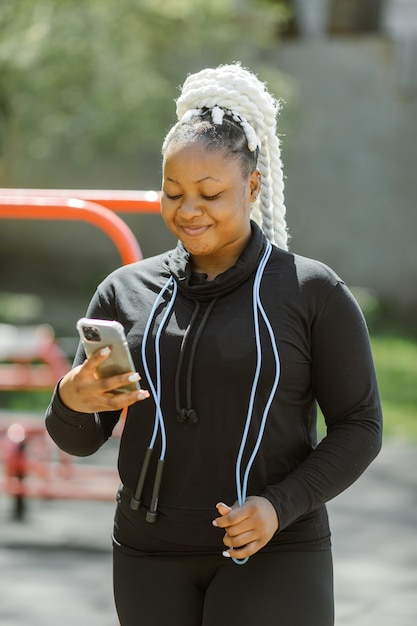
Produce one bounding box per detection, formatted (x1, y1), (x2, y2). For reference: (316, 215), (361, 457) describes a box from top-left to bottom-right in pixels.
(76, 318), (140, 394)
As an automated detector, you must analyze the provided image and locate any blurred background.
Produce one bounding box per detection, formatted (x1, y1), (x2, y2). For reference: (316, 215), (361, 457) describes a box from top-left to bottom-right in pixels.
(0, 1), (416, 624)
(1, 0), (416, 435)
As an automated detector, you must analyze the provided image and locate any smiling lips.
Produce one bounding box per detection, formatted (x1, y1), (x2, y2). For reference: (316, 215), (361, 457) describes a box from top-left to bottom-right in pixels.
(180, 225), (210, 237)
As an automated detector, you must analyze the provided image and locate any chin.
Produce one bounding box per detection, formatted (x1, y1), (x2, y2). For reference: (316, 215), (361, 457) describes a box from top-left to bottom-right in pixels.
(179, 238), (211, 255)
(185, 246), (212, 257)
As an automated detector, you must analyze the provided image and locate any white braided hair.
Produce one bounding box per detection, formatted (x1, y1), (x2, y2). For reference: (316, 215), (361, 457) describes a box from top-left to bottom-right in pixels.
(163, 63), (288, 250)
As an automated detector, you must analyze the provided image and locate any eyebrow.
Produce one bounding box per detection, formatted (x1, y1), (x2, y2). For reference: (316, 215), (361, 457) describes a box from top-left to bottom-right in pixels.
(166, 176), (222, 184)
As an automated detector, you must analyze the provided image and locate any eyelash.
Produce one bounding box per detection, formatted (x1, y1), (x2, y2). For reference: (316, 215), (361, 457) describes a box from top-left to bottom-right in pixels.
(165, 193), (220, 201)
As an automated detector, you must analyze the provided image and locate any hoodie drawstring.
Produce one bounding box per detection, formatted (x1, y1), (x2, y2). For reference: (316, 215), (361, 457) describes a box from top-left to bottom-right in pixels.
(175, 298), (218, 424)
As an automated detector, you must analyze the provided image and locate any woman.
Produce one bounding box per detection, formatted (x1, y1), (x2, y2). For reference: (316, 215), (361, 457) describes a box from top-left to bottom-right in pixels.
(46, 63), (382, 625)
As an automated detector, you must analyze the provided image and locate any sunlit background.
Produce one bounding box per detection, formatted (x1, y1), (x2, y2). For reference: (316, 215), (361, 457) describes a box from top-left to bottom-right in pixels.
(0, 2), (416, 624)
(1, 0), (416, 331)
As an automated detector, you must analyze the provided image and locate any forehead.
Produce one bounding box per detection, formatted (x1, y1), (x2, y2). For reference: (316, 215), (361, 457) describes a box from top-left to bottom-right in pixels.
(164, 138), (224, 161)
(163, 141), (241, 179)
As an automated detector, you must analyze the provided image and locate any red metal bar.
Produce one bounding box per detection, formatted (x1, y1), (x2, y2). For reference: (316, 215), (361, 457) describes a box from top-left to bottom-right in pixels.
(0, 192), (144, 518)
(0, 188), (161, 213)
(0, 196), (142, 264)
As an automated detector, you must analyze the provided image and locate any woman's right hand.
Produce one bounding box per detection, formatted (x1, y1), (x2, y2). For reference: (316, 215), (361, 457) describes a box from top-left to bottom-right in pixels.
(58, 346), (150, 413)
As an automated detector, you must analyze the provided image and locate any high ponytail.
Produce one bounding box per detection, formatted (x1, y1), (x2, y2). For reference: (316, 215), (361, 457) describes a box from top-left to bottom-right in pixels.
(163, 63), (288, 250)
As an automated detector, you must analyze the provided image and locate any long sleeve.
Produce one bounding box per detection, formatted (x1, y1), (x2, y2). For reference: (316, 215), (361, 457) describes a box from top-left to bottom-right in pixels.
(45, 287), (122, 457)
(262, 282), (382, 531)
(45, 383), (120, 457)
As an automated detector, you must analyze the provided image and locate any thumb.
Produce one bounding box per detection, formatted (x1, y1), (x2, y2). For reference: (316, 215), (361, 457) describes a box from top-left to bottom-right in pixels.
(216, 502), (232, 516)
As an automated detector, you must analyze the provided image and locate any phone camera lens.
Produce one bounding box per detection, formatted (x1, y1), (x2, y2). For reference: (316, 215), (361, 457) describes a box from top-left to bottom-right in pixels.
(83, 326), (101, 342)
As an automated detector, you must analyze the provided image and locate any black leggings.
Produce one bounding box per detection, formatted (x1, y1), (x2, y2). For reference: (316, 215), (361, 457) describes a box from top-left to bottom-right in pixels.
(113, 547), (334, 626)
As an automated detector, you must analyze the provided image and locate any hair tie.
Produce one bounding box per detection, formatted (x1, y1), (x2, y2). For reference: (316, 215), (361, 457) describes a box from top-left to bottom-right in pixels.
(211, 106), (224, 125)
(180, 108), (203, 124)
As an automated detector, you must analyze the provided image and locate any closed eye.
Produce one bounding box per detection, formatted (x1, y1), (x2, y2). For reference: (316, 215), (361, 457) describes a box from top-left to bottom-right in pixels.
(164, 192), (220, 201)
(202, 193), (221, 200)
(164, 192), (182, 200)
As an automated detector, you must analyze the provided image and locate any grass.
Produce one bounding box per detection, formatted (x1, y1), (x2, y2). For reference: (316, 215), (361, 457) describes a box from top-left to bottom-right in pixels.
(371, 334), (417, 441)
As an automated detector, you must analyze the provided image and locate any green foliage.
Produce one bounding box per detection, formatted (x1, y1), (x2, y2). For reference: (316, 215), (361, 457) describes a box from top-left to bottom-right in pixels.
(0, 0), (290, 183)
(0, 390), (52, 412)
(315, 333), (417, 443)
(370, 335), (417, 441)
(0, 291), (43, 323)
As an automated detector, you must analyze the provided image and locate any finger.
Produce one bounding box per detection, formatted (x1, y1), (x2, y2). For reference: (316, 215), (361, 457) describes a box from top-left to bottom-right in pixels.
(91, 387), (150, 412)
(112, 388), (150, 407)
(212, 502), (249, 529)
(223, 528), (255, 549)
(81, 346), (112, 374)
(96, 370), (141, 394)
(216, 502), (232, 515)
(222, 540), (259, 560)
(221, 517), (253, 539)
(212, 502), (233, 529)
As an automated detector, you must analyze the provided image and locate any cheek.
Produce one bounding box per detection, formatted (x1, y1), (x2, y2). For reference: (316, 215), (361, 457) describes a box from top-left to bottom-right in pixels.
(160, 202), (176, 228)
(233, 192), (253, 222)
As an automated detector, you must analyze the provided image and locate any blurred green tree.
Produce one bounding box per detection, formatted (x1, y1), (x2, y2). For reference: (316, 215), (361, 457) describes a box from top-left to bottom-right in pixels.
(0, 0), (290, 184)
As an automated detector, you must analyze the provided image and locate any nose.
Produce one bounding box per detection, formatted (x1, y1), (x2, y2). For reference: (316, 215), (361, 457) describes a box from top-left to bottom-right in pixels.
(178, 197), (203, 218)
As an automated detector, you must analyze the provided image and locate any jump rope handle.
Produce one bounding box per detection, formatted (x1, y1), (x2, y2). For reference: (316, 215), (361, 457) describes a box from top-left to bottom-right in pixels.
(130, 447), (153, 510)
(232, 555), (249, 565)
(146, 458), (165, 523)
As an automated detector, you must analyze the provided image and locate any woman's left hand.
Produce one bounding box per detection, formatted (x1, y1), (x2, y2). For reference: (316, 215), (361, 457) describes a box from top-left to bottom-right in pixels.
(212, 496), (279, 559)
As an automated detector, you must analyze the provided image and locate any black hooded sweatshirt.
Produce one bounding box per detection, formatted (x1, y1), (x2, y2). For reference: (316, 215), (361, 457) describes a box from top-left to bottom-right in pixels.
(45, 223), (382, 554)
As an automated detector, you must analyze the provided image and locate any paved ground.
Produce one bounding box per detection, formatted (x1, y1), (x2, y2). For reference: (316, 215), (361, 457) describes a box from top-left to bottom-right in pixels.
(0, 438), (416, 625)
(328, 440), (417, 626)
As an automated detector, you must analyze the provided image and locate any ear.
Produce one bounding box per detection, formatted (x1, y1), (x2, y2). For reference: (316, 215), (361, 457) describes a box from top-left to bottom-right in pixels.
(249, 170), (261, 203)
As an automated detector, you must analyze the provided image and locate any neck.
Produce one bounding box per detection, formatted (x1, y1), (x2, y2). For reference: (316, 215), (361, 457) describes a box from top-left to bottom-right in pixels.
(191, 234), (251, 281)
(191, 257), (233, 281)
